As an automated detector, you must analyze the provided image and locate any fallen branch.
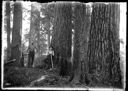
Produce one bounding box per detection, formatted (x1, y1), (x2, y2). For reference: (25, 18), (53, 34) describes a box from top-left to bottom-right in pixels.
(4, 59), (16, 65)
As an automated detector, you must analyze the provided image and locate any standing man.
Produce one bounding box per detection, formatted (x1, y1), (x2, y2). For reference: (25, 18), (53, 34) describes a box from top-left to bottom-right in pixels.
(48, 46), (54, 69)
(20, 52), (24, 67)
(28, 43), (35, 68)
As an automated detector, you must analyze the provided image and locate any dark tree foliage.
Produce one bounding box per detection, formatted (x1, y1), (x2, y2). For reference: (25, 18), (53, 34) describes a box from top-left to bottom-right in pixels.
(11, 2), (22, 66)
(72, 3), (91, 84)
(51, 3), (72, 59)
(87, 3), (122, 88)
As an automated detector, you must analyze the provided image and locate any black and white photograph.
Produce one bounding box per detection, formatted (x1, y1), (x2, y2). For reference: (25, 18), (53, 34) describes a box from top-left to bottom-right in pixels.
(1, 1), (126, 90)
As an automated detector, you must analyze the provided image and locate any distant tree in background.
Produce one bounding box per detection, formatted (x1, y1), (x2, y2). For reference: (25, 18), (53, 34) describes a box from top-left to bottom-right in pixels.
(29, 3), (40, 57)
(11, 2), (22, 66)
(6, 1), (11, 61)
(29, 3), (51, 56)
(40, 3), (55, 54)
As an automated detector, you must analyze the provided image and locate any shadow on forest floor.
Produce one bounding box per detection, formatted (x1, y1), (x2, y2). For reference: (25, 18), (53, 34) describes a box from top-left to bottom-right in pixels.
(4, 65), (116, 88)
(4, 61), (117, 88)
(4, 66), (89, 88)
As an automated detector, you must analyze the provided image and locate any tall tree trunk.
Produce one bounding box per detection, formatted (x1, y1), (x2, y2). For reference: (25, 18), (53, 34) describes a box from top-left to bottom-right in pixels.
(11, 2), (22, 66)
(87, 3), (122, 87)
(109, 4), (122, 88)
(29, 3), (41, 63)
(71, 3), (91, 84)
(29, 4), (35, 46)
(6, 1), (11, 61)
(51, 3), (72, 59)
(29, 4), (32, 45)
(36, 11), (41, 59)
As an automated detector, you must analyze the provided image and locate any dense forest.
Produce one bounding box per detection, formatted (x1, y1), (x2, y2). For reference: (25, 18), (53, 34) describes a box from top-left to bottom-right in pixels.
(2, 1), (126, 89)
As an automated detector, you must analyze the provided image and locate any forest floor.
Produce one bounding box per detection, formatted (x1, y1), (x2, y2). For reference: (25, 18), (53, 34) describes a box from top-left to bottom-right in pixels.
(4, 65), (88, 88)
(3, 55), (115, 88)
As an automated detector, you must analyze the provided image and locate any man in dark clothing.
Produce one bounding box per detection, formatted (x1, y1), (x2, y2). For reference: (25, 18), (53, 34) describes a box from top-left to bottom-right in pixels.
(48, 46), (54, 69)
(43, 46), (55, 70)
(28, 43), (35, 68)
(20, 52), (24, 67)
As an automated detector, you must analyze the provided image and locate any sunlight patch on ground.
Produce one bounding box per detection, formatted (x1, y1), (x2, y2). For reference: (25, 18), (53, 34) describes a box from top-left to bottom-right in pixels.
(37, 75), (47, 82)
(29, 75), (48, 87)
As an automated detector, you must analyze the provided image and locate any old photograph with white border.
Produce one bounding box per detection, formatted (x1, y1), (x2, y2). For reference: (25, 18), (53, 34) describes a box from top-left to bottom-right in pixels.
(1, 1), (126, 90)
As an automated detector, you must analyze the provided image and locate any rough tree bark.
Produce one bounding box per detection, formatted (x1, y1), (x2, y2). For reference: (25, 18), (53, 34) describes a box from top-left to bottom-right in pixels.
(51, 3), (72, 75)
(11, 2), (22, 66)
(35, 8), (41, 57)
(87, 3), (122, 87)
(71, 3), (91, 84)
(109, 4), (122, 88)
(51, 3), (72, 59)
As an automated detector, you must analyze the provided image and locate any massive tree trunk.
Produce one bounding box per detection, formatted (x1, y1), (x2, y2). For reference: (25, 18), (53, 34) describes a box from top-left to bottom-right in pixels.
(51, 3), (72, 75)
(71, 3), (91, 84)
(11, 2), (22, 66)
(6, 1), (11, 61)
(87, 3), (122, 87)
(50, 3), (122, 88)
(51, 3), (72, 59)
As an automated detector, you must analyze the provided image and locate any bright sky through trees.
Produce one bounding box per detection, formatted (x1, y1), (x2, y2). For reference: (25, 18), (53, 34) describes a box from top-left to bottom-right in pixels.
(22, 2), (31, 47)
